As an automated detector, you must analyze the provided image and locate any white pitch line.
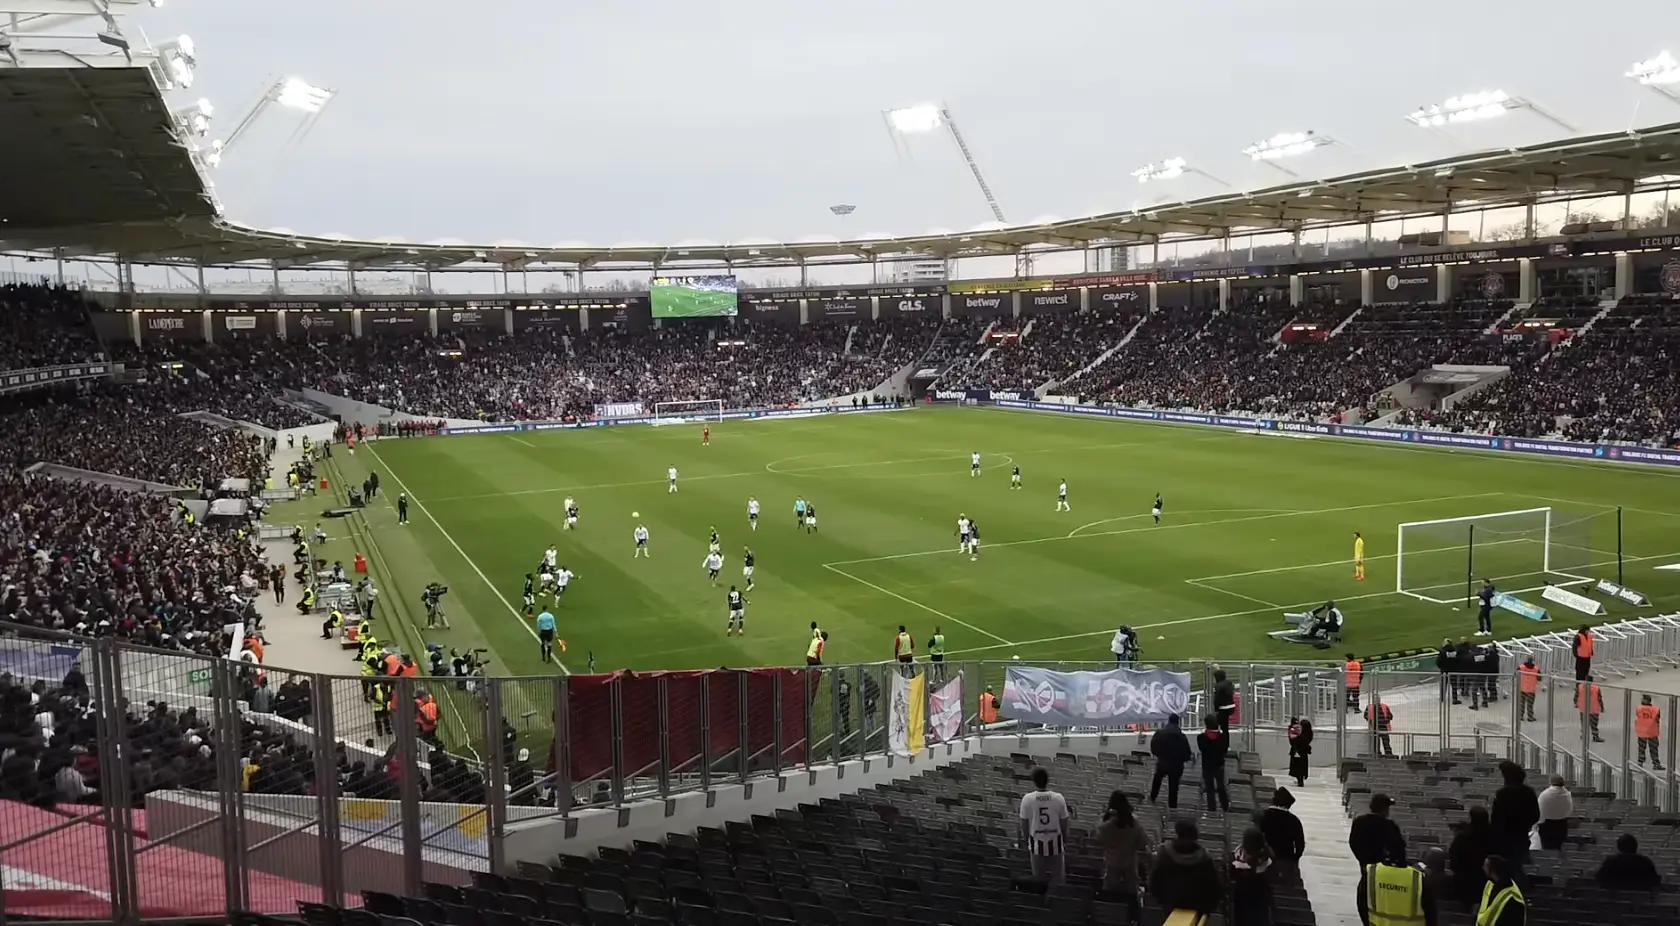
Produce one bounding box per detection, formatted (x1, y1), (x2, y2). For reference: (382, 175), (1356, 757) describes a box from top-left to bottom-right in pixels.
(821, 563), (1014, 646)
(1509, 493), (1680, 522)
(366, 443), (570, 673)
(1067, 508), (1299, 538)
(510, 436), (538, 449)
(825, 492), (1504, 567)
(1186, 537), (1532, 583)
(1185, 578), (1283, 609)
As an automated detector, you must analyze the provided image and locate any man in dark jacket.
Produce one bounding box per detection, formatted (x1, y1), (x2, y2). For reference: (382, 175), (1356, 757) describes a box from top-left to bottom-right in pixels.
(1149, 714), (1193, 809)
(1196, 713), (1230, 812)
(1350, 793), (1407, 883)
(1258, 786), (1306, 869)
(1212, 669), (1237, 736)
(1595, 833), (1662, 890)
(1437, 638), (1461, 704)
(1489, 761), (1539, 872)
(1149, 819), (1223, 914)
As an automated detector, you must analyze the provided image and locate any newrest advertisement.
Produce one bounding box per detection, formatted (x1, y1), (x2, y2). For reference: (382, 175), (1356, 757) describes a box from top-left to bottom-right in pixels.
(952, 293), (1014, 317)
(1020, 289), (1078, 315)
(218, 313), (277, 336)
(650, 275), (739, 318)
(1377, 268), (1437, 303)
(1001, 665), (1192, 727)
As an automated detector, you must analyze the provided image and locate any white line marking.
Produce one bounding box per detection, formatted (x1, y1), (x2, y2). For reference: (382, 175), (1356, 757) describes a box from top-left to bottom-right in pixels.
(366, 444), (570, 673)
(1067, 508), (1298, 538)
(1186, 537), (1531, 582)
(1509, 493), (1680, 522)
(821, 563), (1014, 646)
(510, 436), (538, 448)
(825, 493), (1503, 567)
(1185, 578), (1282, 609)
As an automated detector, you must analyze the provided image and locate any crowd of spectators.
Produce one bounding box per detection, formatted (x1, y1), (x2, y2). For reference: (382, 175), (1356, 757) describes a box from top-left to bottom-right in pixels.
(953, 309), (1141, 393)
(0, 282), (102, 371)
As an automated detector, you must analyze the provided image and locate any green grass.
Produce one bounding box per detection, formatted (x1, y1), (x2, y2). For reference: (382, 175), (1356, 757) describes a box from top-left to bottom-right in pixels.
(316, 406), (1680, 681)
(650, 285), (738, 318)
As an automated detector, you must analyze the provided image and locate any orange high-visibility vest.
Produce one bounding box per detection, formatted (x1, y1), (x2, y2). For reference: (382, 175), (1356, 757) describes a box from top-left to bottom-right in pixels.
(1575, 633), (1595, 659)
(1345, 659), (1363, 689)
(979, 692), (998, 724)
(1518, 664), (1540, 695)
(1636, 704), (1661, 739)
(1576, 683), (1602, 715)
(383, 653), (402, 676)
(416, 699), (439, 732)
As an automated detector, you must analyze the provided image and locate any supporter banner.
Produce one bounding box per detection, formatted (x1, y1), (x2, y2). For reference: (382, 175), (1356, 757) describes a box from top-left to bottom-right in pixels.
(437, 402), (911, 436)
(989, 398), (1680, 470)
(139, 312), (200, 339)
(289, 312), (350, 337)
(363, 311), (427, 334)
(1089, 285), (1147, 311)
(927, 675), (963, 744)
(1019, 289), (1077, 315)
(877, 295), (937, 317)
(740, 300), (799, 324)
(1065, 272), (1156, 287)
(952, 293), (1014, 317)
(809, 298), (867, 322)
(889, 671), (927, 756)
(512, 309), (579, 332)
(1001, 665), (1191, 727)
(1376, 269), (1436, 302)
(438, 308), (499, 331)
(0, 363), (112, 395)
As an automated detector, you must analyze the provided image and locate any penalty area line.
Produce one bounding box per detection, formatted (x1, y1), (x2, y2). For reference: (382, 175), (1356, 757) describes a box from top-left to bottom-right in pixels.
(821, 563), (1014, 646)
(366, 443), (570, 673)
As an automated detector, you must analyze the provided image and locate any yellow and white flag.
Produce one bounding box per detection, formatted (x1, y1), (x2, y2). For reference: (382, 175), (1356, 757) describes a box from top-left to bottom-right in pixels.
(889, 670), (927, 756)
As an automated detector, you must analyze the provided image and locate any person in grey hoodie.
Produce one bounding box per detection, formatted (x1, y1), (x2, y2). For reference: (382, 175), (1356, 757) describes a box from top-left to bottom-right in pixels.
(1150, 818), (1224, 914)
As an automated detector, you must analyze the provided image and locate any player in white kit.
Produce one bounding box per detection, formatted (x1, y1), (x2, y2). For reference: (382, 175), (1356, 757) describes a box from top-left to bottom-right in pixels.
(747, 497), (760, 531)
(1056, 480), (1070, 512)
(667, 466), (678, 493)
(956, 514), (973, 554)
(633, 524), (650, 558)
(970, 451), (981, 477)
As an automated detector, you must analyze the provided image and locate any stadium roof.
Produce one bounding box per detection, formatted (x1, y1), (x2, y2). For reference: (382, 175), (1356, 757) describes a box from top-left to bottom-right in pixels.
(5, 65), (1680, 270)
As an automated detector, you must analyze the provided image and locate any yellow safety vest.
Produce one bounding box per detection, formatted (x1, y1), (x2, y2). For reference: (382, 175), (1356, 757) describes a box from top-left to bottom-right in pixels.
(1365, 864), (1426, 926)
(328, 610), (343, 629)
(1476, 881), (1525, 926)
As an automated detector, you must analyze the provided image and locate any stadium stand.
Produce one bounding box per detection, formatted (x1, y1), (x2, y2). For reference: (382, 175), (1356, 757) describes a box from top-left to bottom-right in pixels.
(0, 282), (102, 371)
(951, 309), (1143, 393)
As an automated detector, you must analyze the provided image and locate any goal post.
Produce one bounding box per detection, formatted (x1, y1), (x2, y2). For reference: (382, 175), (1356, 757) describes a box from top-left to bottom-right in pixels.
(652, 399), (725, 425)
(1396, 506), (1623, 605)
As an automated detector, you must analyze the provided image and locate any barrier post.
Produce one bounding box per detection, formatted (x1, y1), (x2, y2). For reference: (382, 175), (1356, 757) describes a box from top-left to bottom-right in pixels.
(699, 672), (713, 793)
(210, 658), (250, 915)
(392, 677), (425, 895)
(609, 674), (626, 804)
(555, 679), (573, 816)
(484, 679), (509, 875)
(737, 671), (751, 784)
(772, 671), (785, 780)
(657, 675), (672, 798)
(312, 674), (346, 907)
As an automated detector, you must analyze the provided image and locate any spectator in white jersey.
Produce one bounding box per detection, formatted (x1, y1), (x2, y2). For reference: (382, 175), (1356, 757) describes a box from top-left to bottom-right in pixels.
(1019, 767), (1071, 885)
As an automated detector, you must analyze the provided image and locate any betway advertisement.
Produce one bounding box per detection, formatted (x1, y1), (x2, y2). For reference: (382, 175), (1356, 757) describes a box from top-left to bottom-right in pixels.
(952, 293), (1015, 318)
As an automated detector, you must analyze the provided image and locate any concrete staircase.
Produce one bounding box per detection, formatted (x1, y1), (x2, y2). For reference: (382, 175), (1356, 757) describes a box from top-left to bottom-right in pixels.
(842, 323), (859, 357)
(1292, 778), (1363, 926)
(1044, 313), (1150, 393)
(1329, 307), (1363, 339)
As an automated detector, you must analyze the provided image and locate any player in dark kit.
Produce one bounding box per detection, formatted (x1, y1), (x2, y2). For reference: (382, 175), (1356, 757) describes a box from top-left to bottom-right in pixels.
(726, 585), (746, 636)
(742, 548), (756, 591)
(521, 573), (535, 612)
(1152, 492), (1163, 525)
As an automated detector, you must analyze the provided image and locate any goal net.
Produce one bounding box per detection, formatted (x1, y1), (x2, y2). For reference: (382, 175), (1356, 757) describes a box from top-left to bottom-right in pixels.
(1396, 506), (1621, 605)
(652, 399), (725, 425)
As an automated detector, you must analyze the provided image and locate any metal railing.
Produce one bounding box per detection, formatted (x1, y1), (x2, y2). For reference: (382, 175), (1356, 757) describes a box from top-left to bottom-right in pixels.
(4, 616), (1677, 923)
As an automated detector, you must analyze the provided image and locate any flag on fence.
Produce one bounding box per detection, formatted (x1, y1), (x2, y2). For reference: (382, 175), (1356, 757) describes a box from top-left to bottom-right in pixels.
(928, 675), (964, 744)
(889, 671), (926, 756)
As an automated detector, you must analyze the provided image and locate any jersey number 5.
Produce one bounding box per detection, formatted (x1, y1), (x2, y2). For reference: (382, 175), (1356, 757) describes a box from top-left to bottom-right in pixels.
(1038, 807), (1051, 826)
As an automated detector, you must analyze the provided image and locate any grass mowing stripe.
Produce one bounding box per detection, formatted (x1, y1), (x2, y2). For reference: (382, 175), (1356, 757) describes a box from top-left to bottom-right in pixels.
(821, 563), (1014, 646)
(366, 442), (570, 673)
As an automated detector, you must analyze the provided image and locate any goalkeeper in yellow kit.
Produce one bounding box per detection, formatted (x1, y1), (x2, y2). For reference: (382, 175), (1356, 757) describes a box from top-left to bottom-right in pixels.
(1353, 532), (1366, 581)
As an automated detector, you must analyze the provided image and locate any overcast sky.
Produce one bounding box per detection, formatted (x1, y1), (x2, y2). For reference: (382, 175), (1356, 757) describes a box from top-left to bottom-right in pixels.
(144, 0), (1679, 246)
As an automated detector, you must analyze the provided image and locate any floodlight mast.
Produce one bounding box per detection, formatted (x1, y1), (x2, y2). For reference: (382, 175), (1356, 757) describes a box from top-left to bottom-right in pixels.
(1628, 51), (1680, 108)
(884, 102), (1007, 223)
(219, 75), (335, 157)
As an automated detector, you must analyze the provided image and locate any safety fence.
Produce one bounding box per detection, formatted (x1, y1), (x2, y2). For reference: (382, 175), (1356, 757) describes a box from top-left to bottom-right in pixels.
(3, 616), (1678, 923)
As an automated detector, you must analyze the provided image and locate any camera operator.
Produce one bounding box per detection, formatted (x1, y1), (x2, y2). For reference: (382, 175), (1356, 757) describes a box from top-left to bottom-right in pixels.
(421, 582), (450, 629)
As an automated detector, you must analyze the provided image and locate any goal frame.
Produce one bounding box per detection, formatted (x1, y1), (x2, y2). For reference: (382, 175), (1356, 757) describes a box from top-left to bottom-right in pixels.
(1395, 506), (1595, 605)
(652, 399), (726, 424)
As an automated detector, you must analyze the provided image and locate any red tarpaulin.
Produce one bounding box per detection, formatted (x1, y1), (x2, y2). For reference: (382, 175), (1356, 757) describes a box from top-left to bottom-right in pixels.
(566, 667), (813, 781)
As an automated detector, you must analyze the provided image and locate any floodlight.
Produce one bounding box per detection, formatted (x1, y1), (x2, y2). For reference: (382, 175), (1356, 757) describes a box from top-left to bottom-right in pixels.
(204, 139), (224, 168)
(156, 35), (197, 89)
(1406, 90), (1516, 127)
(829, 204), (857, 216)
(1242, 131), (1331, 161)
(885, 103), (944, 134)
(1628, 51), (1680, 86)
(1132, 157), (1186, 183)
(275, 77), (334, 112)
(174, 97), (214, 137)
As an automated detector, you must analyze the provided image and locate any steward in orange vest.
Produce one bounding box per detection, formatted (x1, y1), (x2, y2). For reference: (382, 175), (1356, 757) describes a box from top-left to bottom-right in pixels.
(1344, 655), (1363, 712)
(1576, 678), (1604, 743)
(1516, 658), (1540, 723)
(1636, 695), (1665, 771)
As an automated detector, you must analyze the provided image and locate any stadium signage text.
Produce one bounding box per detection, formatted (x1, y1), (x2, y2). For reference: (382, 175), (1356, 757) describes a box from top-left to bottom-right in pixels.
(146, 316), (186, 330)
(894, 299), (929, 312)
(223, 315), (257, 330)
(1541, 585), (1605, 617)
(0, 363), (112, 395)
(1593, 579), (1650, 606)
(431, 401), (907, 437)
(1492, 592), (1550, 622)
(1000, 665), (1192, 727)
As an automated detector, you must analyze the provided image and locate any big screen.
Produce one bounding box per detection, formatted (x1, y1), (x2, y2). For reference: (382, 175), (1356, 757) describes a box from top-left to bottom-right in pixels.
(650, 275), (739, 318)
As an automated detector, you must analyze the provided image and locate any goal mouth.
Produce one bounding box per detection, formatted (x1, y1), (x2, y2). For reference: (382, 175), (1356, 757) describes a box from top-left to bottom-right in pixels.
(1396, 506), (1622, 605)
(652, 400), (726, 424)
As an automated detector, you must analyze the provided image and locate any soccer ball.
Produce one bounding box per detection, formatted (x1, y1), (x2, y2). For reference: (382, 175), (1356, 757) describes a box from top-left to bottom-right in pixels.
(632, 511), (640, 518)
(1012, 654), (1020, 660)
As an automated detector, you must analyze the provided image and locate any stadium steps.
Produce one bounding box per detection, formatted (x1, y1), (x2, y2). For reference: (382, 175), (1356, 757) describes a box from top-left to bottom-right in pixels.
(1573, 301), (1619, 338)
(1049, 313), (1149, 391)
(1290, 779), (1364, 926)
(842, 323), (858, 357)
(1328, 307), (1363, 339)
(1483, 301), (1523, 334)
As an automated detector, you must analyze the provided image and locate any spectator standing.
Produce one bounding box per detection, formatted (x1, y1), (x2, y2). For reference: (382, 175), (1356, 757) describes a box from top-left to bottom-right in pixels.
(1094, 790), (1149, 919)
(1517, 658), (1540, 723)
(1490, 761), (1540, 879)
(1572, 626), (1593, 680)
(1363, 698), (1396, 758)
(1535, 775), (1571, 850)
(1419, 848), (1448, 926)
(1018, 767), (1070, 886)
(1287, 716), (1313, 787)
(1257, 787), (1305, 873)
(1635, 694), (1665, 770)
(1595, 834), (1662, 890)
(1149, 819), (1223, 915)
(1149, 714), (1193, 808)
(1230, 826), (1274, 926)
(1476, 579), (1496, 636)
(1213, 669), (1237, 736)
(1448, 806), (1493, 908)
(1575, 677), (1605, 743)
(1437, 639), (1461, 704)
(1476, 856), (1526, 926)
(1196, 713), (1231, 812)
(1349, 794), (1406, 887)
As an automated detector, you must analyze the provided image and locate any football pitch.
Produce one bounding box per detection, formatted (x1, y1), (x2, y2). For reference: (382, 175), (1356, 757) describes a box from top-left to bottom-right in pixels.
(650, 285), (738, 318)
(319, 406), (1680, 678)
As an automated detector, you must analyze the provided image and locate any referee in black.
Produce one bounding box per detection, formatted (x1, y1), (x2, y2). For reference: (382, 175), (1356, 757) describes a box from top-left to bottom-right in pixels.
(1476, 578), (1495, 636)
(397, 492), (410, 525)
